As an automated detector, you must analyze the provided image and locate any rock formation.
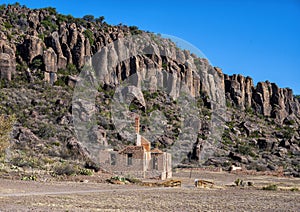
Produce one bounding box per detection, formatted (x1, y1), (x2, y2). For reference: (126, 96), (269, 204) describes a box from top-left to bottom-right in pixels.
(225, 74), (300, 124)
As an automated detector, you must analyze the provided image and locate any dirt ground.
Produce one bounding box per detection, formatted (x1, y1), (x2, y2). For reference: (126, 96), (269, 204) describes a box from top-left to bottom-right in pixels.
(0, 170), (299, 211)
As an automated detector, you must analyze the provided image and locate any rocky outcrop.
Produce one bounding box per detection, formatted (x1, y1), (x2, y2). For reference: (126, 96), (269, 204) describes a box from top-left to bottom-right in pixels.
(46, 31), (67, 69)
(0, 53), (15, 80)
(225, 75), (300, 123)
(43, 47), (57, 83)
(0, 41), (16, 80)
(225, 74), (253, 110)
(20, 35), (45, 64)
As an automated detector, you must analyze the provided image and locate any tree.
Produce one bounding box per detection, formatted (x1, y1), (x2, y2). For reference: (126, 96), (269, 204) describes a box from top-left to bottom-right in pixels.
(43, 7), (57, 15)
(83, 14), (95, 22)
(95, 16), (105, 24)
(31, 58), (43, 70)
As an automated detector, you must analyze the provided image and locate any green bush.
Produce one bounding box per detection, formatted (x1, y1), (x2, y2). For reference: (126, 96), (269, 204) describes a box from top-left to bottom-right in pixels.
(31, 58), (43, 70)
(53, 77), (67, 87)
(0, 4), (6, 11)
(129, 25), (142, 35)
(283, 126), (295, 139)
(237, 144), (254, 156)
(79, 168), (93, 176)
(4, 21), (12, 29)
(41, 16), (58, 31)
(95, 16), (105, 24)
(57, 14), (68, 24)
(38, 33), (45, 41)
(58, 64), (78, 76)
(21, 175), (37, 181)
(262, 184), (278, 191)
(83, 29), (94, 45)
(83, 14), (95, 22)
(35, 123), (56, 139)
(234, 178), (243, 186)
(290, 187), (299, 192)
(43, 7), (57, 15)
(53, 163), (79, 176)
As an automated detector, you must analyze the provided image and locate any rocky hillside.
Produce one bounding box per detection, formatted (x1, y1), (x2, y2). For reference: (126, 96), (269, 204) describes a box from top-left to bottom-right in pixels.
(0, 3), (299, 177)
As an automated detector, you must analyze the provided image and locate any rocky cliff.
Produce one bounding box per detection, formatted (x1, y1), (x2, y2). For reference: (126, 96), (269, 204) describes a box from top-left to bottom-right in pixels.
(0, 3), (299, 177)
(225, 74), (300, 124)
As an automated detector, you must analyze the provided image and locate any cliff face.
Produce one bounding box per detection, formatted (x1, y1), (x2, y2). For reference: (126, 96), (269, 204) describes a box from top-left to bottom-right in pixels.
(0, 4), (299, 176)
(225, 74), (300, 124)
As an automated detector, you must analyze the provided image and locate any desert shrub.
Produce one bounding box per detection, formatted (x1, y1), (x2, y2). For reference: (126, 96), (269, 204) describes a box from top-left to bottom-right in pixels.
(41, 16), (57, 31)
(58, 64), (78, 76)
(43, 7), (57, 15)
(66, 14), (75, 22)
(57, 14), (68, 24)
(35, 123), (56, 139)
(245, 107), (254, 114)
(222, 130), (233, 145)
(53, 163), (79, 176)
(162, 62), (168, 70)
(3, 21), (12, 29)
(31, 58), (43, 70)
(129, 25), (142, 35)
(95, 16), (105, 24)
(262, 184), (278, 191)
(11, 156), (43, 168)
(226, 100), (232, 108)
(234, 178), (244, 186)
(21, 175), (37, 181)
(0, 4), (6, 11)
(83, 14), (95, 22)
(248, 181), (254, 186)
(79, 168), (93, 176)
(290, 187), (299, 192)
(74, 18), (86, 27)
(125, 176), (141, 184)
(83, 29), (94, 45)
(53, 76), (67, 87)
(283, 126), (295, 139)
(237, 144), (255, 157)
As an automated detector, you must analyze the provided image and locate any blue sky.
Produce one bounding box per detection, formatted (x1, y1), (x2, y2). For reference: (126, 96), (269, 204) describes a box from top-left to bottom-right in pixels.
(3, 0), (300, 94)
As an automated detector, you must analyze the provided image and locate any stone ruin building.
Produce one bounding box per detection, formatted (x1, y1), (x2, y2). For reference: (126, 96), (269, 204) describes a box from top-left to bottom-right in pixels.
(98, 116), (172, 180)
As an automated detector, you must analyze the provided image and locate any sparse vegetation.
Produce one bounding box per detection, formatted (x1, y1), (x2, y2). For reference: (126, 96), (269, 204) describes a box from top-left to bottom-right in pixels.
(41, 16), (58, 31)
(237, 144), (255, 157)
(262, 184), (278, 191)
(43, 7), (57, 15)
(95, 16), (105, 24)
(0, 114), (15, 157)
(83, 29), (94, 45)
(290, 187), (299, 192)
(21, 175), (37, 181)
(83, 14), (95, 22)
(129, 25), (142, 35)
